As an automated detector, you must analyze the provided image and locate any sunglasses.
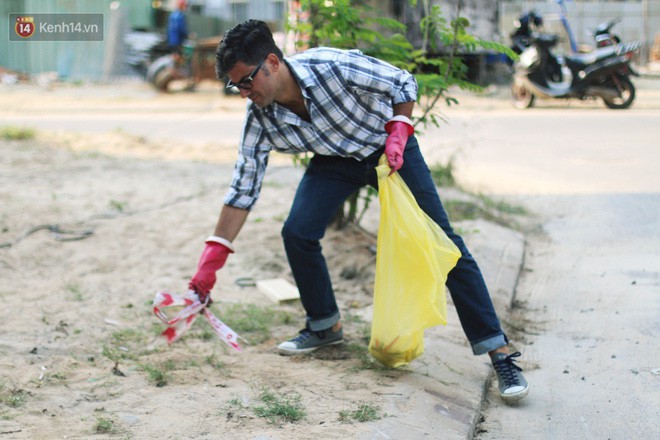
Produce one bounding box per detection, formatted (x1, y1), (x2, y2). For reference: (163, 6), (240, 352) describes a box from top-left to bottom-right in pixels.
(226, 56), (267, 90)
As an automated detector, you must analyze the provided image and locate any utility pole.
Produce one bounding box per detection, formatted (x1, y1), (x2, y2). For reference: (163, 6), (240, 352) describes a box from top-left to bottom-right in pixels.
(642, 0), (649, 64)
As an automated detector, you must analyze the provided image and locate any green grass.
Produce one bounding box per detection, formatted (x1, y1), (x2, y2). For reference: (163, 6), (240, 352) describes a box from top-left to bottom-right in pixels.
(479, 194), (527, 216)
(218, 303), (293, 345)
(443, 196), (527, 229)
(108, 199), (128, 213)
(253, 388), (306, 423)
(101, 328), (149, 363)
(339, 402), (382, 423)
(0, 384), (28, 408)
(94, 416), (116, 433)
(101, 345), (123, 364)
(444, 200), (489, 222)
(429, 160), (456, 187)
(111, 328), (148, 346)
(204, 353), (227, 372)
(140, 363), (170, 387)
(341, 323), (392, 372)
(100, 326), (156, 381)
(0, 126), (35, 141)
(65, 283), (84, 301)
(428, 159), (528, 229)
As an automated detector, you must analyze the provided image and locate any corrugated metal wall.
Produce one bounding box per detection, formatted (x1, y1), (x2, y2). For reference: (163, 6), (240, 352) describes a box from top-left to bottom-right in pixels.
(1, 0), (154, 81)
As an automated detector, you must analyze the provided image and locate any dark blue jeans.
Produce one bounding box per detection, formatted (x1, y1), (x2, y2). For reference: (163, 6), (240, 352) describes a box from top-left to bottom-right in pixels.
(281, 136), (507, 355)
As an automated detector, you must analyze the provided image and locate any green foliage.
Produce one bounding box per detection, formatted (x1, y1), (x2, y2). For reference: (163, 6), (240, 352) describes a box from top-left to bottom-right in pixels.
(290, 0), (409, 59)
(292, 152), (312, 168)
(289, 0), (514, 130)
(287, 0), (515, 228)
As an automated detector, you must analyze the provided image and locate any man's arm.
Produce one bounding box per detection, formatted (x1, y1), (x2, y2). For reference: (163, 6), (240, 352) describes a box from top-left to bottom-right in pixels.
(213, 204), (250, 242)
(392, 101), (414, 119)
(338, 50), (418, 105)
(188, 204), (249, 300)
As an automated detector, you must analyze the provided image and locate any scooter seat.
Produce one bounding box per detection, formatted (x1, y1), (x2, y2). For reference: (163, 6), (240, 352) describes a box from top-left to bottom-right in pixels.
(532, 33), (559, 48)
(566, 46), (616, 68)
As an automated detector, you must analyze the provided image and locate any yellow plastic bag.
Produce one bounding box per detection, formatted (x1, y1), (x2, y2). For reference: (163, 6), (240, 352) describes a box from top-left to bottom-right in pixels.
(369, 156), (462, 368)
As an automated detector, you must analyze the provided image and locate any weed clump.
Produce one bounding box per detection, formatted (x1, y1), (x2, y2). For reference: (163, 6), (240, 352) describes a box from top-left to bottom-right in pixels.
(253, 388), (306, 424)
(339, 402), (382, 423)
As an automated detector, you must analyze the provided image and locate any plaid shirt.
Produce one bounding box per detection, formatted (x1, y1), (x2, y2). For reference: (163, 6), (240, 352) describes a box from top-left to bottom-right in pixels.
(225, 47), (418, 209)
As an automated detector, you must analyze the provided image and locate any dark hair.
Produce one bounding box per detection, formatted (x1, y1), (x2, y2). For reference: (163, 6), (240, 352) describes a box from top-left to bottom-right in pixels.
(215, 20), (284, 79)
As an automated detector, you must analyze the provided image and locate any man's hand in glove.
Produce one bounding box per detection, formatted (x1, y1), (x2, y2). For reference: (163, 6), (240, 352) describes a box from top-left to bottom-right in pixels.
(384, 115), (414, 175)
(189, 236), (234, 303)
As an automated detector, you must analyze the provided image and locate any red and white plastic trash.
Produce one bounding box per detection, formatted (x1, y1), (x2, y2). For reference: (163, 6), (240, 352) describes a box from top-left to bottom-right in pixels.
(152, 290), (243, 351)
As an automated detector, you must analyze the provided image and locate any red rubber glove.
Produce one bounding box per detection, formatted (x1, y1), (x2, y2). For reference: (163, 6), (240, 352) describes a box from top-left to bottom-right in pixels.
(384, 116), (414, 175)
(189, 236), (234, 303)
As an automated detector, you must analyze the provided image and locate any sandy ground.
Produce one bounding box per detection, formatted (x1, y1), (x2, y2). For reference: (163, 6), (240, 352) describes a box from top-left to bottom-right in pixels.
(0, 81), (534, 439)
(0, 126), (394, 439)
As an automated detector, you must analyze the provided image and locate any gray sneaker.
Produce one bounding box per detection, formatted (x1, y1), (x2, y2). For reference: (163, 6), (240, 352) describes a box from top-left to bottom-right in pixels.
(492, 352), (529, 403)
(277, 326), (343, 355)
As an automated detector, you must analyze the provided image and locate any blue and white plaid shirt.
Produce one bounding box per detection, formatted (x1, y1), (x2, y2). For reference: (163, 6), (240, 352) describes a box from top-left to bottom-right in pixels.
(225, 47), (418, 209)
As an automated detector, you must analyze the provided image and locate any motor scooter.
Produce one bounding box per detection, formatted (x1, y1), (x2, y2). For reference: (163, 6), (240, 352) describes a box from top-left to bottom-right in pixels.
(510, 11), (544, 56)
(591, 17), (622, 48)
(510, 1), (624, 55)
(146, 37), (223, 93)
(125, 30), (171, 77)
(511, 33), (639, 109)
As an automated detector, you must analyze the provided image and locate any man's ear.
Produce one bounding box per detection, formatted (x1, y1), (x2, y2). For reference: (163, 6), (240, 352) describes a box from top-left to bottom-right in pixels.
(265, 53), (280, 72)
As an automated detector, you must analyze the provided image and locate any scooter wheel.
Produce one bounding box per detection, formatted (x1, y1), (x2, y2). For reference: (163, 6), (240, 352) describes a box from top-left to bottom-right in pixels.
(511, 83), (535, 109)
(602, 75), (635, 110)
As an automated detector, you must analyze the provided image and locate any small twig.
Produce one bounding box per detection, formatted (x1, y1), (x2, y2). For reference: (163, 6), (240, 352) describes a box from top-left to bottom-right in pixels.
(416, 0), (463, 125)
(0, 224), (93, 248)
(0, 191), (207, 249)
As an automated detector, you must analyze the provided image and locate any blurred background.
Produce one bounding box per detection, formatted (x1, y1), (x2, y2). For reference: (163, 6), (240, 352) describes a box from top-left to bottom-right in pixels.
(1, 0), (659, 86)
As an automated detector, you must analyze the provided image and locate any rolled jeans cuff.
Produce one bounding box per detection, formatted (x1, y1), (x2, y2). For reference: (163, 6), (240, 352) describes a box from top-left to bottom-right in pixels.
(471, 333), (508, 355)
(307, 312), (340, 332)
